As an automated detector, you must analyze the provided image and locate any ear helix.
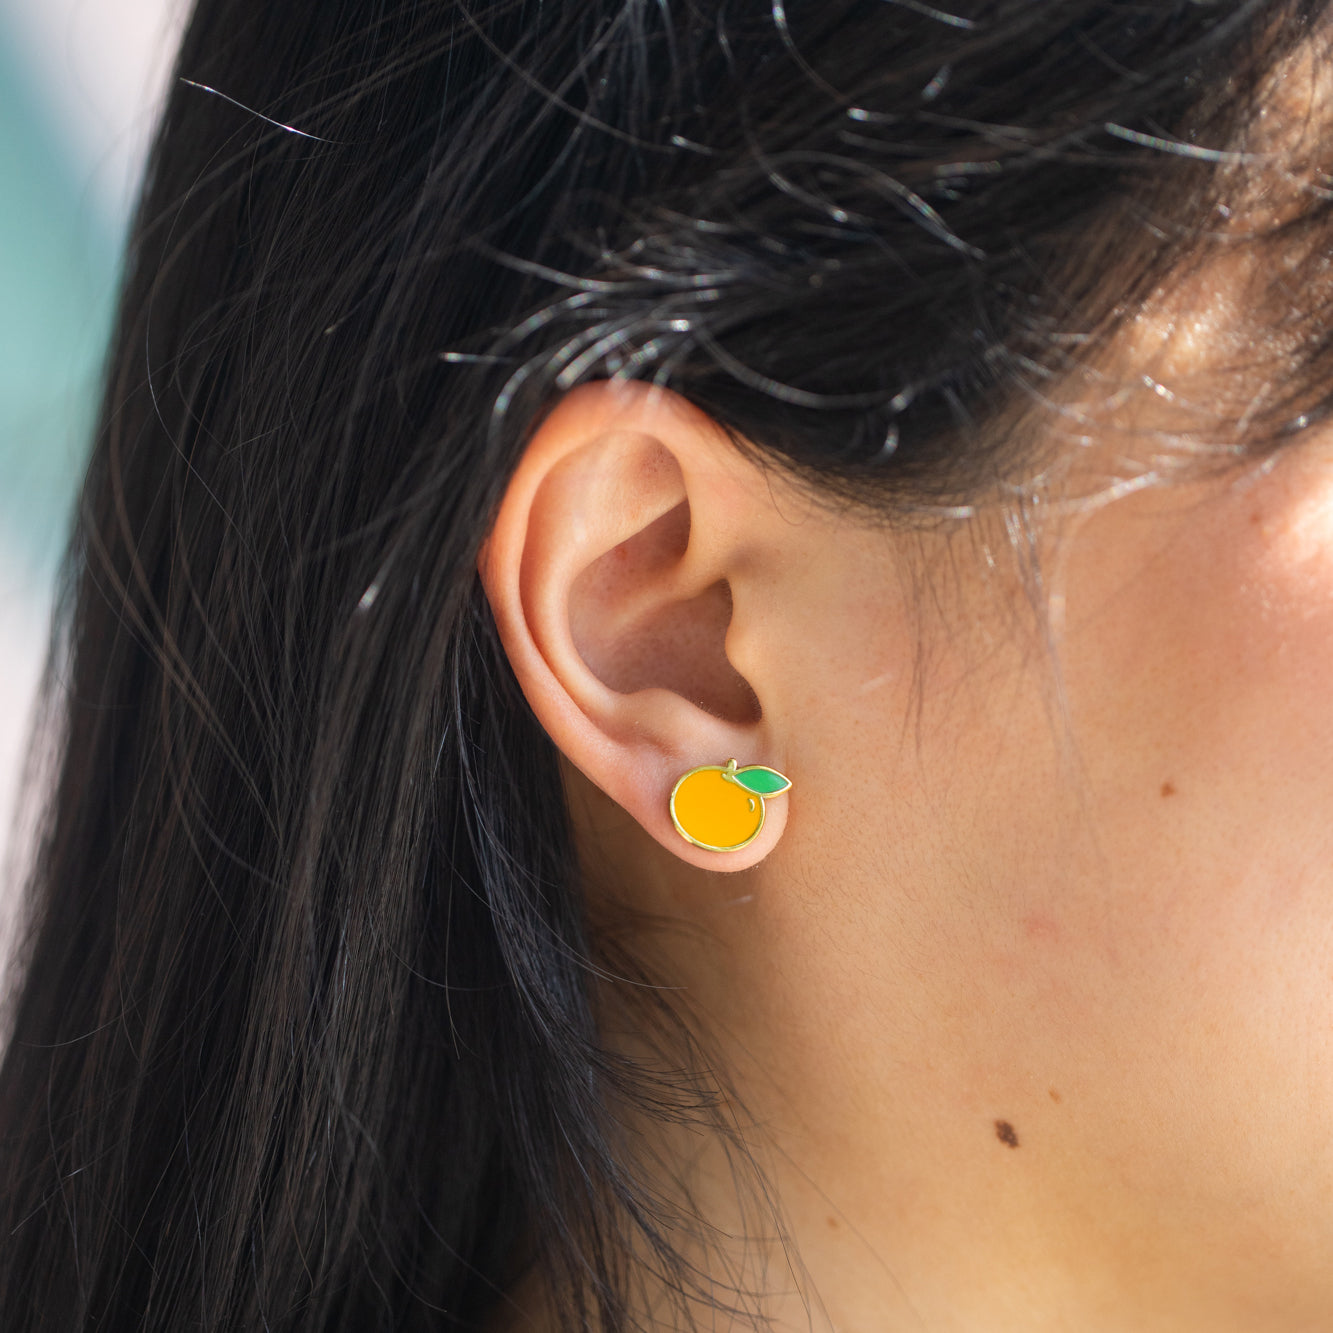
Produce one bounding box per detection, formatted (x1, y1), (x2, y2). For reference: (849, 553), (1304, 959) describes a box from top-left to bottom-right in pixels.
(669, 758), (792, 853)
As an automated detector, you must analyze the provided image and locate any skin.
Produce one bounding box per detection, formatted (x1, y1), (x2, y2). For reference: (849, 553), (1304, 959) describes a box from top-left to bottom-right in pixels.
(480, 297), (1333, 1328)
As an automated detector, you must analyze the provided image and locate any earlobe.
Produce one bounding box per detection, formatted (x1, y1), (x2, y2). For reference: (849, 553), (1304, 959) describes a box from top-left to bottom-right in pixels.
(478, 380), (791, 870)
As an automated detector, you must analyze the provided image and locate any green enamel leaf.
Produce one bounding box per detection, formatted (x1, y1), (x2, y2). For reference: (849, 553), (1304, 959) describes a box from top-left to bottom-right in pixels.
(733, 766), (791, 797)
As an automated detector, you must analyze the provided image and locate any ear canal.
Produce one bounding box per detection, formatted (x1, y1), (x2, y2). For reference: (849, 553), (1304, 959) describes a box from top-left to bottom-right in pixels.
(569, 497), (761, 725)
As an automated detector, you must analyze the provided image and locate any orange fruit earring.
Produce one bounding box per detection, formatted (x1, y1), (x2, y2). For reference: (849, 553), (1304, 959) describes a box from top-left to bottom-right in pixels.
(669, 758), (792, 853)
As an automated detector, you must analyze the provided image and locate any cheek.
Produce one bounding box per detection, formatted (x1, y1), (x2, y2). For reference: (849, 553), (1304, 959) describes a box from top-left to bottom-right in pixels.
(760, 455), (1333, 1232)
(1061, 449), (1333, 880)
(767, 458), (1333, 1245)
(1023, 454), (1333, 1146)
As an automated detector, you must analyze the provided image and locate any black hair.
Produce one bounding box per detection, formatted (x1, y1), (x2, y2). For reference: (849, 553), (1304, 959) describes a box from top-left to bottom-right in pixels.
(1, 2), (1328, 1329)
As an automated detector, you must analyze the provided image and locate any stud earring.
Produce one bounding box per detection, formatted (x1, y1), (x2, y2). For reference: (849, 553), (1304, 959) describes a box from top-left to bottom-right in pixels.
(669, 758), (792, 852)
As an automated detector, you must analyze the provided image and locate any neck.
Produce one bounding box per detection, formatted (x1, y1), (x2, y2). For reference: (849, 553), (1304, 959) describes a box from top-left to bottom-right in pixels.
(500, 767), (1327, 1333)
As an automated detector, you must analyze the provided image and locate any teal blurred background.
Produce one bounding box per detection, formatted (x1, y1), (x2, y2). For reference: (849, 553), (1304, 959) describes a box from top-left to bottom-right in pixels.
(0, 0), (185, 888)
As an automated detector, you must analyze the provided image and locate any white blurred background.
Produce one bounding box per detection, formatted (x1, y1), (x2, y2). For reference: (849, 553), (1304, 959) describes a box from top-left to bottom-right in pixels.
(0, 0), (187, 914)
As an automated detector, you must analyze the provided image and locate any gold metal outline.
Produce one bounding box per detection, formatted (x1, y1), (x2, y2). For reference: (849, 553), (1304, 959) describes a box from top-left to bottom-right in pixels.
(668, 758), (792, 853)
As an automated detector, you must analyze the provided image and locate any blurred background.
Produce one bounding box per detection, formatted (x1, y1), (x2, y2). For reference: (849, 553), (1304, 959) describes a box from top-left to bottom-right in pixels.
(0, 0), (187, 897)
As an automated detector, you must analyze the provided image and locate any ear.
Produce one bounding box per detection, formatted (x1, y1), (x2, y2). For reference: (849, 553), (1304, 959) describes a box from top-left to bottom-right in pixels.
(478, 380), (792, 870)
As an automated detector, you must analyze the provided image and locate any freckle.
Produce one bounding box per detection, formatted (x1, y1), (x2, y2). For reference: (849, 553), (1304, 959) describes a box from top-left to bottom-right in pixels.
(1250, 509), (1262, 525)
(826, 1215), (840, 1230)
(1160, 781), (1176, 798)
(1048, 1088), (1062, 1104)
(995, 1120), (1020, 1148)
